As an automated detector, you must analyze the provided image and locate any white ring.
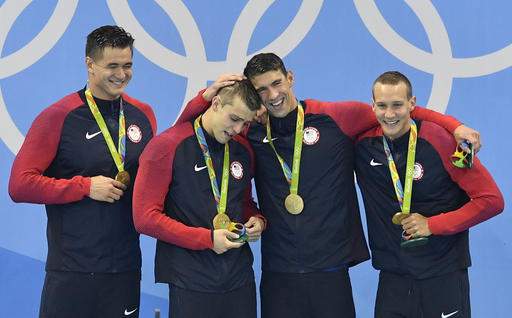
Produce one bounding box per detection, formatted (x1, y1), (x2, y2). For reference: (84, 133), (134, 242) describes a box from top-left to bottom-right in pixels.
(0, 0), (78, 78)
(354, 0), (512, 112)
(0, 0), (78, 154)
(107, 0), (323, 119)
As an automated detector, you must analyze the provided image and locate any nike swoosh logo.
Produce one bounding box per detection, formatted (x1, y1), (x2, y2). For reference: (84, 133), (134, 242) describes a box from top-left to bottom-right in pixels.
(124, 308), (138, 316)
(370, 159), (383, 166)
(441, 311), (459, 318)
(85, 131), (102, 140)
(194, 164), (207, 172)
(262, 136), (278, 143)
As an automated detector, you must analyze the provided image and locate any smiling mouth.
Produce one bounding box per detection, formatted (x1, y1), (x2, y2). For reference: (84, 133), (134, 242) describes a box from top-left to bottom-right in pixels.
(110, 79), (125, 87)
(383, 119), (399, 126)
(268, 98), (284, 109)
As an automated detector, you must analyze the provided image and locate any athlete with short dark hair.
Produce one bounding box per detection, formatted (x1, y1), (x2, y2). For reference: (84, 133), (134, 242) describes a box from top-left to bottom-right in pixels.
(9, 25), (156, 318)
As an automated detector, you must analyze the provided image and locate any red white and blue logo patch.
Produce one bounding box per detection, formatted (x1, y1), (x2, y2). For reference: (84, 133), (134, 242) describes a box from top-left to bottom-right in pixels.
(303, 127), (320, 145)
(127, 124), (142, 143)
(230, 161), (244, 179)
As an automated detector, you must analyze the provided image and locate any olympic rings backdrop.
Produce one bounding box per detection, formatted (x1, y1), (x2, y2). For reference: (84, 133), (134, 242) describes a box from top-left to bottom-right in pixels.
(1, 1), (510, 317)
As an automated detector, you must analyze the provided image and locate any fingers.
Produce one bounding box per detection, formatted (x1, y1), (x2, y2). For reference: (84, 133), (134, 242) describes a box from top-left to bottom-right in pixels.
(244, 216), (258, 228)
(105, 181), (124, 202)
(89, 176), (125, 203)
(465, 136), (481, 153)
(400, 213), (431, 237)
(244, 217), (263, 242)
(112, 180), (127, 190)
(109, 187), (123, 201)
(212, 229), (244, 254)
(225, 230), (241, 241)
(473, 141), (481, 153)
(403, 224), (419, 236)
(253, 107), (268, 124)
(203, 74), (245, 101)
(245, 232), (261, 242)
(454, 125), (482, 153)
(215, 74), (245, 86)
(246, 235), (260, 243)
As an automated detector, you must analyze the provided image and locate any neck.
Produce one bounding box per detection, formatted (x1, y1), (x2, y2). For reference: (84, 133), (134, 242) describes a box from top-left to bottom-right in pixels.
(201, 108), (215, 137)
(288, 96), (299, 112)
(87, 84), (119, 101)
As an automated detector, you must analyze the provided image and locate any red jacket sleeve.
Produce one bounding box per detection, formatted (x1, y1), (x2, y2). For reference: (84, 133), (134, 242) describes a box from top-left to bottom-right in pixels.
(305, 100), (461, 140)
(421, 121), (504, 235)
(8, 94), (91, 204)
(175, 89), (210, 125)
(132, 125), (213, 250)
(411, 106), (460, 133)
(305, 100), (379, 139)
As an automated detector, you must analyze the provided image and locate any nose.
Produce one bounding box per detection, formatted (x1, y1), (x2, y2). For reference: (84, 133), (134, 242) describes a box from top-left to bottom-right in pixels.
(113, 66), (128, 80)
(384, 107), (395, 119)
(233, 121), (245, 135)
(268, 86), (279, 101)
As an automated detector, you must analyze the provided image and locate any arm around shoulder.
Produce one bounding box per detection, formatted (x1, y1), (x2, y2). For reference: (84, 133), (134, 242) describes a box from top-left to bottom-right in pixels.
(422, 122), (504, 235)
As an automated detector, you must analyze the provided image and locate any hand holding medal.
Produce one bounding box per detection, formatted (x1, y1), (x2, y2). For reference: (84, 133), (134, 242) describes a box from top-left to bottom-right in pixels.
(400, 213), (432, 240)
(213, 214), (248, 243)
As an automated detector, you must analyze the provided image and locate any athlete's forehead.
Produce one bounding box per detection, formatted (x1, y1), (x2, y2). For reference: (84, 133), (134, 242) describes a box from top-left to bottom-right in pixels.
(222, 96), (255, 122)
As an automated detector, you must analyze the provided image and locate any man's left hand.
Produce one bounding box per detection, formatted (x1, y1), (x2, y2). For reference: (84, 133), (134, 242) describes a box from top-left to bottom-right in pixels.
(454, 125), (481, 153)
(244, 216), (265, 242)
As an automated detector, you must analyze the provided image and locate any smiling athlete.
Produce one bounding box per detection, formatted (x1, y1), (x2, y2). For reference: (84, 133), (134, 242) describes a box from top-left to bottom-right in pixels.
(9, 25), (156, 318)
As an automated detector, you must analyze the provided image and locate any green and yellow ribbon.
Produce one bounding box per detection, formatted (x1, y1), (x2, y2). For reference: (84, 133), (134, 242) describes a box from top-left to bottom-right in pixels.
(382, 119), (417, 214)
(265, 102), (304, 197)
(85, 89), (126, 173)
(194, 116), (230, 215)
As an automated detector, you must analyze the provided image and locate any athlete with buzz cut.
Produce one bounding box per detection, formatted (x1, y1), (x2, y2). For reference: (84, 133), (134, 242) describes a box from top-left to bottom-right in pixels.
(9, 25), (156, 318)
(133, 79), (266, 318)
(176, 53), (482, 318)
(355, 71), (503, 318)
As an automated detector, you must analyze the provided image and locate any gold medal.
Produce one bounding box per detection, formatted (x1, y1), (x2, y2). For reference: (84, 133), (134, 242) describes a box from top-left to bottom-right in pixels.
(213, 214), (231, 230)
(285, 193), (304, 215)
(392, 212), (408, 225)
(115, 170), (131, 187)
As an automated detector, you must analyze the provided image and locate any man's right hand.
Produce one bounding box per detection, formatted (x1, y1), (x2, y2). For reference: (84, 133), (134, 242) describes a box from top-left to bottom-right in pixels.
(88, 175), (126, 203)
(211, 229), (244, 254)
(202, 74), (245, 102)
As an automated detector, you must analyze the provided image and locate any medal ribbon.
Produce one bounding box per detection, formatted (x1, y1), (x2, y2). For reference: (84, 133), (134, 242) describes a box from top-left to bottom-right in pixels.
(382, 119), (417, 214)
(85, 89), (126, 172)
(194, 116), (230, 214)
(265, 102), (304, 196)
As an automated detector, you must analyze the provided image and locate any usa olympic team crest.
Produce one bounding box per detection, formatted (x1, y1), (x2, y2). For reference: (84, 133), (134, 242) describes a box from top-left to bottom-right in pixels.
(230, 161), (244, 180)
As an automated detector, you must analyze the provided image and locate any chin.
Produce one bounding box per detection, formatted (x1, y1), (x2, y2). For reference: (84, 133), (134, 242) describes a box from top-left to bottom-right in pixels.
(216, 134), (229, 144)
(269, 109), (286, 118)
